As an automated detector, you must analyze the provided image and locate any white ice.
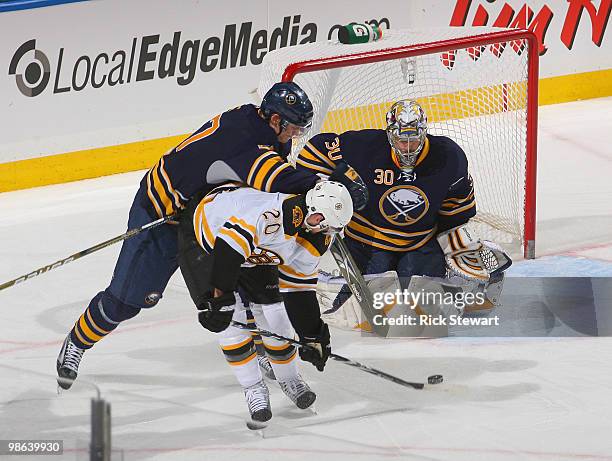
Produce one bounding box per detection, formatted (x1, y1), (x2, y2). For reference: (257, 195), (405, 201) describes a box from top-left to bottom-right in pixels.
(1, 97), (611, 460)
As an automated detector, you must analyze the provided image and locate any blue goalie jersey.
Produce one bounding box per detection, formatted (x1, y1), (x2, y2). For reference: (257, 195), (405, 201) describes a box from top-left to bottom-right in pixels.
(296, 130), (476, 252)
(140, 104), (318, 217)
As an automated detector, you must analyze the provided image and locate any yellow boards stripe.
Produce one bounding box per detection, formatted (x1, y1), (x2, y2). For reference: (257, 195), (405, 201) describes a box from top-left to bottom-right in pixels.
(320, 84), (527, 132)
(0, 134), (186, 193)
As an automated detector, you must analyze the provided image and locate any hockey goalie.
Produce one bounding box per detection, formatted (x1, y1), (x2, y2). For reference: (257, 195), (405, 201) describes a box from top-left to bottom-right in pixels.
(294, 99), (513, 335)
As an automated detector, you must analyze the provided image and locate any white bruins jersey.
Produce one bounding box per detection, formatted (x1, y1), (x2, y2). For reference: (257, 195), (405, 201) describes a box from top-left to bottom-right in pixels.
(192, 186), (332, 292)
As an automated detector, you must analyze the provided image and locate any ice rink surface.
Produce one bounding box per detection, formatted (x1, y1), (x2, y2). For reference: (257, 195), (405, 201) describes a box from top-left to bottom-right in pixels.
(1, 97), (611, 460)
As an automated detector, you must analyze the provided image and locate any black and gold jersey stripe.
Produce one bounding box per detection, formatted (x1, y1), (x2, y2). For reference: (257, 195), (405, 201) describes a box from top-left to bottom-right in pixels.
(296, 142), (336, 175)
(247, 151), (294, 192)
(439, 186), (476, 216)
(220, 220), (257, 256)
(146, 157), (186, 217)
(217, 215), (257, 258)
(345, 212), (437, 252)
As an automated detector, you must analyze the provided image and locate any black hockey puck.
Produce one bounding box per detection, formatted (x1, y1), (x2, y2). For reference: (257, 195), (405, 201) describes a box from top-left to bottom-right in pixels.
(428, 374), (443, 385)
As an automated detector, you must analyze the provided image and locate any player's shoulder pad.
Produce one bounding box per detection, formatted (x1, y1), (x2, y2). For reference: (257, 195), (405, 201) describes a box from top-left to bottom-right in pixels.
(340, 129), (388, 152)
(305, 132), (339, 152)
(429, 135), (466, 158)
(340, 128), (384, 141)
(428, 135), (469, 169)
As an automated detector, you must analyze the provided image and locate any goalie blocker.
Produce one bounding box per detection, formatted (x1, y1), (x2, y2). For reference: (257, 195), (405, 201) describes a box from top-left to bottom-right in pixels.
(318, 224), (512, 335)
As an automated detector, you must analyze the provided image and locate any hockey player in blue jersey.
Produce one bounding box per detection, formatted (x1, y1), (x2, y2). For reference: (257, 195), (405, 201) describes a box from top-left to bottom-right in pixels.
(56, 82), (367, 389)
(296, 100), (510, 314)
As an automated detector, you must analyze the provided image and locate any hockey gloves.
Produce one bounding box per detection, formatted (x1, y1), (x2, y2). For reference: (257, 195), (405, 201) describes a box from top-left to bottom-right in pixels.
(197, 291), (236, 333)
(299, 321), (331, 372)
(329, 161), (369, 211)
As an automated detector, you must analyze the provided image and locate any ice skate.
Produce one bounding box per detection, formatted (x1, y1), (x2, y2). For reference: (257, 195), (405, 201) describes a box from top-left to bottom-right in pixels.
(56, 334), (85, 390)
(279, 375), (316, 410)
(244, 380), (272, 427)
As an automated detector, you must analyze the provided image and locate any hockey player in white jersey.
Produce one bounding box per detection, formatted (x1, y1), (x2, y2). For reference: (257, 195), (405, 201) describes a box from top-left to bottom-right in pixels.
(177, 181), (353, 424)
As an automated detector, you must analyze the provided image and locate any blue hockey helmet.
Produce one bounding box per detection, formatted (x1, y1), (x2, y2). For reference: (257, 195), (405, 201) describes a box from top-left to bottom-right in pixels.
(261, 82), (314, 130)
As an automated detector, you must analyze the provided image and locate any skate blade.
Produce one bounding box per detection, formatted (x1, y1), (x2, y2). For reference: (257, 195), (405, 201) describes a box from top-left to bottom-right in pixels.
(305, 403), (317, 415)
(56, 376), (74, 394)
(246, 419), (269, 432)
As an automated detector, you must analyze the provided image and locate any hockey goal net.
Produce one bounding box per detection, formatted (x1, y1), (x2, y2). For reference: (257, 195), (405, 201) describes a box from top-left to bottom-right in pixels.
(259, 27), (538, 259)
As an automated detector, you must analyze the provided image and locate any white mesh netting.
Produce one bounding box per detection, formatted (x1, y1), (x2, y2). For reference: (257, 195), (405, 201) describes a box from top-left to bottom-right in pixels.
(258, 27), (534, 257)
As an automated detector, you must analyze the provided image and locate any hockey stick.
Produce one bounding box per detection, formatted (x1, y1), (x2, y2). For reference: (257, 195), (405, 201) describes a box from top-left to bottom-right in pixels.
(0, 214), (176, 292)
(329, 236), (389, 337)
(231, 320), (440, 390)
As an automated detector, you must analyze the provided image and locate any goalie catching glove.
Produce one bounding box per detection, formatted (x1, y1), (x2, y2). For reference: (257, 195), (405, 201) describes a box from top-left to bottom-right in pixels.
(197, 291), (236, 333)
(328, 161), (369, 210)
(437, 224), (512, 312)
(299, 321), (331, 371)
(437, 224), (511, 282)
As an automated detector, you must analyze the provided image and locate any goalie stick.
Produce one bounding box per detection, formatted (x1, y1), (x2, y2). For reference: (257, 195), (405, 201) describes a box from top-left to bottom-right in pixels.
(329, 236), (389, 337)
(0, 214), (176, 292)
(231, 320), (442, 390)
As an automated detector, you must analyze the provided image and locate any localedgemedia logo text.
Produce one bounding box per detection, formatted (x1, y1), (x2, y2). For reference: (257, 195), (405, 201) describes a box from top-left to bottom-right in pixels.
(8, 16), (317, 98)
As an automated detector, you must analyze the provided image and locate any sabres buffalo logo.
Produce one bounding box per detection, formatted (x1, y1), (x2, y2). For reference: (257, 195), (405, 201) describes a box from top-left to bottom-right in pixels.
(379, 186), (429, 226)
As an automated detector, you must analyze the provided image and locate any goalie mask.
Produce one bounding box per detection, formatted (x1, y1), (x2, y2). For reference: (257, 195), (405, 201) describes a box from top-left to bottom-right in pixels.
(385, 100), (428, 171)
(305, 181), (353, 234)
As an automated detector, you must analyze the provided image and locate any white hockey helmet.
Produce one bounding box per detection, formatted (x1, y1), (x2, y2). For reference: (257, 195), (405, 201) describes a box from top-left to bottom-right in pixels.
(305, 181), (353, 234)
(385, 100), (428, 171)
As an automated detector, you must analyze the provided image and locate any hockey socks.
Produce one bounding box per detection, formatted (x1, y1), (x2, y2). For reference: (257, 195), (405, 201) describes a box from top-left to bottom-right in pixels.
(70, 291), (139, 349)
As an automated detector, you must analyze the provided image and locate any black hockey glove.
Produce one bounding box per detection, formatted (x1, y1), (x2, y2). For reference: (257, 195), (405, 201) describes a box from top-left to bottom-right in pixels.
(328, 161), (369, 211)
(197, 291), (236, 333)
(299, 321), (331, 372)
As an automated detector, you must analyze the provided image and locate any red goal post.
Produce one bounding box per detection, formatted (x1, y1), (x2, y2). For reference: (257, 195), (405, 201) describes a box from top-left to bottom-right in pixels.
(259, 28), (538, 259)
